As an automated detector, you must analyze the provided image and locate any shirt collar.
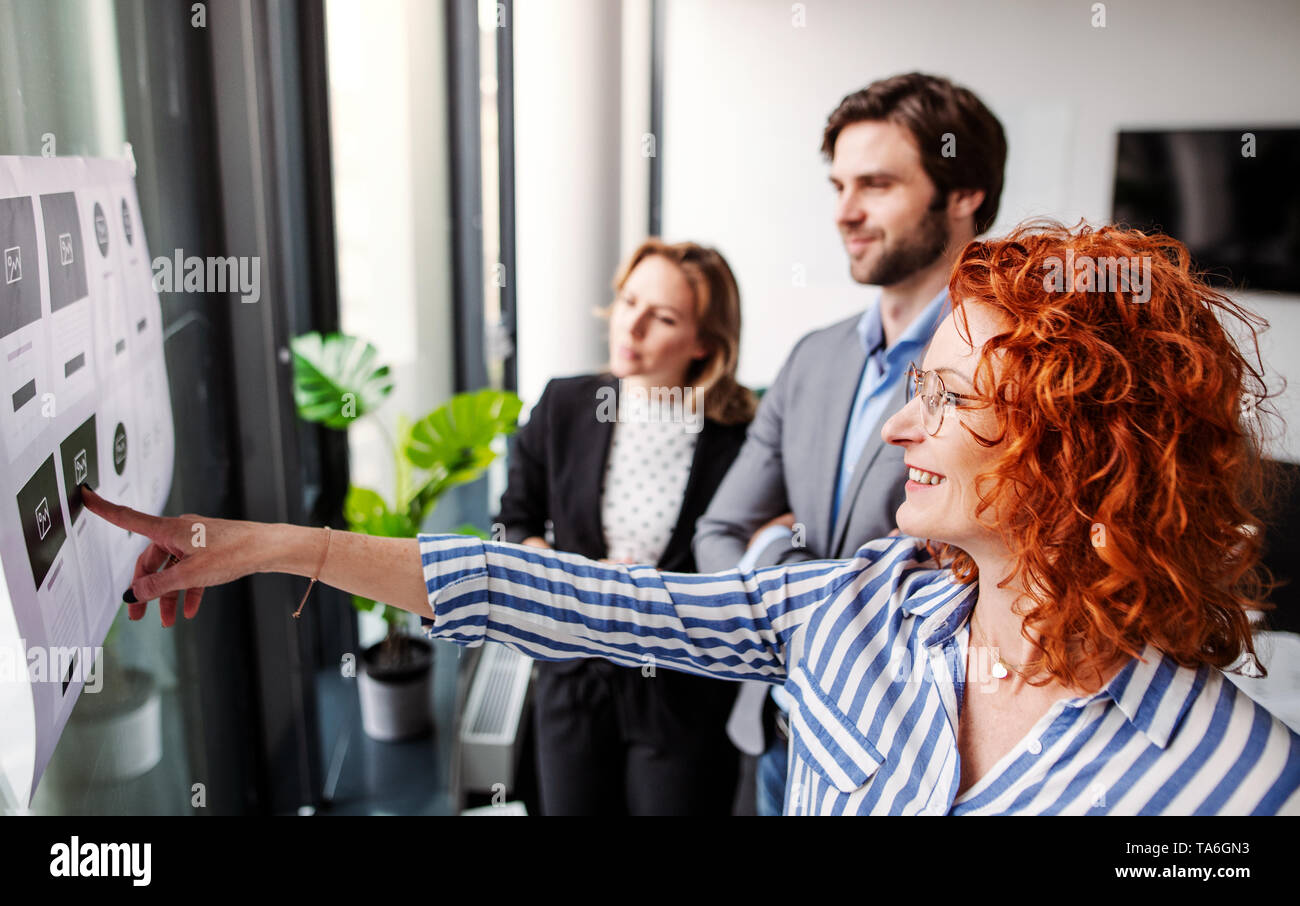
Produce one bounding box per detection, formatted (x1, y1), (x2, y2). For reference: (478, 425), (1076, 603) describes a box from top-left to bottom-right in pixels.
(856, 286), (950, 358)
(888, 538), (978, 632)
(905, 548), (1204, 750)
(1097, 643), (1208, 749)
(913, 573), (978, 645)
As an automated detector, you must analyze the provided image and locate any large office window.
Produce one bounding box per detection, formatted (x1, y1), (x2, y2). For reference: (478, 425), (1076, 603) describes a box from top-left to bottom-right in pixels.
(1, 0), (258, 815)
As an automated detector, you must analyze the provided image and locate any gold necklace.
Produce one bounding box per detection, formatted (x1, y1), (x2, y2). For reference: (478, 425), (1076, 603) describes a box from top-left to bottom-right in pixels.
(969, 611), (1033, 680)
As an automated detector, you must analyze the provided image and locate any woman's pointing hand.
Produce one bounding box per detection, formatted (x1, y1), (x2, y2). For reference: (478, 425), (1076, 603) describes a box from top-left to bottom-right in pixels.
(79, 485), (267, 627)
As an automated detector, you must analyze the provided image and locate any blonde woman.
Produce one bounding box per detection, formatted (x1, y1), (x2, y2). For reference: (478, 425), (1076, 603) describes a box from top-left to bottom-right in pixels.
(489, 239), (755, 813)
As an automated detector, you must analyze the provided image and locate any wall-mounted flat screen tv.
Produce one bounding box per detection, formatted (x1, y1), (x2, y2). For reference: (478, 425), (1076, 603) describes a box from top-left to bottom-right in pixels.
(1112, 128), (1300, 293)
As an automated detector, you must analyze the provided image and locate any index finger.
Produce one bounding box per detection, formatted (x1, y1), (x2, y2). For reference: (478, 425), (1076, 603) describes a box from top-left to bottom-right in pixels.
(80, 485), (169, 541)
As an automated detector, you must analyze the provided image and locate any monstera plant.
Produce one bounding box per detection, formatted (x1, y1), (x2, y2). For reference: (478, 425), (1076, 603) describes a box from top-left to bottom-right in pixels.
(291, 331), (521, 713)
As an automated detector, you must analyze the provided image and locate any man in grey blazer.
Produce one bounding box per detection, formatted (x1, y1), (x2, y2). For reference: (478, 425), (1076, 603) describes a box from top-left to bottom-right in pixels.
(692, 72), (1007, 815)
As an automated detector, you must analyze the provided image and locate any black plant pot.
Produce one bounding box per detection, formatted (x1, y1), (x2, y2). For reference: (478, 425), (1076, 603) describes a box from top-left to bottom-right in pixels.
(356, 635), (435, 741)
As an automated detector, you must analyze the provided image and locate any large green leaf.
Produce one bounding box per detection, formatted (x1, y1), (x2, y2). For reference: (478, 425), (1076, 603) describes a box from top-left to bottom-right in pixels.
(344, 485), (416, 538)
(291, 331), (394, 429)
(405, 389), (522, 479)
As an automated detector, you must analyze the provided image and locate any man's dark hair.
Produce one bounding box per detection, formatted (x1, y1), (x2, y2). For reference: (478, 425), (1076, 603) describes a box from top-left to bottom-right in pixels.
(821, 72), (1007, 235)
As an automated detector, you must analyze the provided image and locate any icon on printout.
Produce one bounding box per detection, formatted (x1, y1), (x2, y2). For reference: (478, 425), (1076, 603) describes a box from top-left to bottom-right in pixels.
(94, 202), (109, 257)
(35, 497), (51, 540)
(58, 232), (74, 266)
(113, 422), (128, 475)
(3, 245), (19, 284)
(121, 198), (134, 246)
(74, 449), (88, 485)
(19, 456), (67, 588)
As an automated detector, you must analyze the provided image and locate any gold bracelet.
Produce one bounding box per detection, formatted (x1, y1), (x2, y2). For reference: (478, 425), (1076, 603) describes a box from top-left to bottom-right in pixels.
(293, 526), (332, 619)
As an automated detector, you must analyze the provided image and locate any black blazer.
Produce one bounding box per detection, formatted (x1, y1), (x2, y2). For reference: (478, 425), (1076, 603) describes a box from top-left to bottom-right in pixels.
(496, 373), (750, 573)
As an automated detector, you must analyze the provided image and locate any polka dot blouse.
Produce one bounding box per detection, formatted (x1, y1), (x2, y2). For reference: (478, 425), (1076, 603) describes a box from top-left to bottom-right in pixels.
(600, 411), (698, 566)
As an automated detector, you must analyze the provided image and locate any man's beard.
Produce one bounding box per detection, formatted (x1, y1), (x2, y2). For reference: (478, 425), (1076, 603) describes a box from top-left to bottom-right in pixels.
(851, 201), (950, 287)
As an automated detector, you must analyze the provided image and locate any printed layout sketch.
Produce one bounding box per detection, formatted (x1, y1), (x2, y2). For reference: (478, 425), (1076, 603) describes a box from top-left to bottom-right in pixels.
(0, 156), (175, 809)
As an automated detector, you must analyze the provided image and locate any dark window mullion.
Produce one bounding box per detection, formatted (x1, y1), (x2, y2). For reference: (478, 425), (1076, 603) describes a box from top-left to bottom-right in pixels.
(446, 0), (487, 394)
(496, 0), (517, 393)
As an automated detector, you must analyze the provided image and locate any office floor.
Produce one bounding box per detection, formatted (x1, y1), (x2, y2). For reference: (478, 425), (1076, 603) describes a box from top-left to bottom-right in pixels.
(311, 646), (760, 816)
(310, 639), (463, 815)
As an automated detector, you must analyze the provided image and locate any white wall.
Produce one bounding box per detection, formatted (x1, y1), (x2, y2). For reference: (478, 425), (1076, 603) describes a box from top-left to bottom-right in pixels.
(326, 0), (457, 644)
(326, 0), (456, 494)
(660, 0), (1300, 459)
(514, 0), (626, 412)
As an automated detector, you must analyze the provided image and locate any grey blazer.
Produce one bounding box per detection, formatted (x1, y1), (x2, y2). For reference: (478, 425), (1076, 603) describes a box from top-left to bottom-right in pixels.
(693, 311), (914, 760)
(693, 312), (910, 574)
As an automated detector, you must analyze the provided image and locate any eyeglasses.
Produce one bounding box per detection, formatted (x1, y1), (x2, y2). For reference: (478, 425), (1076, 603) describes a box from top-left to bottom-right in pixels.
(906, 362), (983, 436)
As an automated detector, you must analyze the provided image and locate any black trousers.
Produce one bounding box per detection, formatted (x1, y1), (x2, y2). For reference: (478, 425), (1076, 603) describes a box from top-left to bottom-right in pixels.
(532, 658), (740, 815)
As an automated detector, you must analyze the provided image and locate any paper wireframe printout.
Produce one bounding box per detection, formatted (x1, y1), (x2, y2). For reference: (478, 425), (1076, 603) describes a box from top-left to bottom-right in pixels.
(0, 156), (174, 808)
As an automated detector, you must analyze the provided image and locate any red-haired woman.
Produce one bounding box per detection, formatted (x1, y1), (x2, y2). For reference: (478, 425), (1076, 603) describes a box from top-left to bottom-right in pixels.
(87, 222), (1299, 814)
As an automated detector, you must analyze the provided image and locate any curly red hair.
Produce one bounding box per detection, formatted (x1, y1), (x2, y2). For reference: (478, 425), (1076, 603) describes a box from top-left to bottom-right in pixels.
(939, 220), (1281, 689)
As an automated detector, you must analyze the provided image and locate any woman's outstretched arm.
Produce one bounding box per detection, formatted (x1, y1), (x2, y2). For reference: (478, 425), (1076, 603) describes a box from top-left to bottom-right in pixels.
(79, 486), (864, 682)
(412, 532), (858, 682)
(81, 486), (431, 625)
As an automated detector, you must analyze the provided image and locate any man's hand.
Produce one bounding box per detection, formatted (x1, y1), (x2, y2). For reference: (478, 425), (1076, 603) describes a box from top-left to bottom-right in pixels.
(748, 511), (796, 549)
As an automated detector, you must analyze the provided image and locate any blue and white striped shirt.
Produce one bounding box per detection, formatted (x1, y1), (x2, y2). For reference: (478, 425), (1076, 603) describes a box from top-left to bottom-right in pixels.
(418, 532), (1300, 815)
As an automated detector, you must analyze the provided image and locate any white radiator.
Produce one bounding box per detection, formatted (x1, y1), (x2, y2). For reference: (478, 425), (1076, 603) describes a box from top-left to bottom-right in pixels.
(458, 643), (534, 794)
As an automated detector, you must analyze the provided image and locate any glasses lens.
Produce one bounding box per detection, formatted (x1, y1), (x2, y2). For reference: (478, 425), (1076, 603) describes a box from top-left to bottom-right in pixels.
(921, 370), (942, 434)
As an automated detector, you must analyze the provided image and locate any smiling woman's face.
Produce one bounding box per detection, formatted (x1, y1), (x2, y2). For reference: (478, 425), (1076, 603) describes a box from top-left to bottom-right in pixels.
(881, 301), (1011, 557)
